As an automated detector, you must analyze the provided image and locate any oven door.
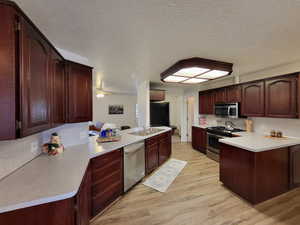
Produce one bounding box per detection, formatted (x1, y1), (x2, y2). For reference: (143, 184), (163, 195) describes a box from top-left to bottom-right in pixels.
(214, 104), (229, 117)
(207, 133), (223, 154)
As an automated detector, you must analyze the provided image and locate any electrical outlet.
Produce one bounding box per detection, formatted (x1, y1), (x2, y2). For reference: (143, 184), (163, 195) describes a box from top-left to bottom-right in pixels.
(30, 141), (39, 154)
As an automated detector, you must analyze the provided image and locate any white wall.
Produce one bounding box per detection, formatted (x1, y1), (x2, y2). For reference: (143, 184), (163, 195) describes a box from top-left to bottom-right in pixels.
(137, 81), (150, 128)
(93, 94), (137, 128)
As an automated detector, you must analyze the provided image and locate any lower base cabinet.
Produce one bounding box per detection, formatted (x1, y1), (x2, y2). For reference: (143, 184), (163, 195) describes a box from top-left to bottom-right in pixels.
(145, 131), (172, 174)
(91, 149), (123, 217)
(192, 126), (207, 153)
(76, 164), (92, 225)
(0, 199), (75, 225)
(220, 143), (289, 204)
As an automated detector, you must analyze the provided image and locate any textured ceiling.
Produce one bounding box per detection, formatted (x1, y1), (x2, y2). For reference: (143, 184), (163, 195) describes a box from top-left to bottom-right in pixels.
(13, 0), (300, 92)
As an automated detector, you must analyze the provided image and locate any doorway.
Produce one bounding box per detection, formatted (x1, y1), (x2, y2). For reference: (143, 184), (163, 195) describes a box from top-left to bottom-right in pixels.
(187, 96), (195, 142)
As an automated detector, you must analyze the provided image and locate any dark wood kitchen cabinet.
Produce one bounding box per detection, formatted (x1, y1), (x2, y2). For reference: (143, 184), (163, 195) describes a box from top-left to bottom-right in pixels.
(289, 145), (300, 189)
(158, 131), (172, 165)
(199, 90), (215, 114)
(241, 81), (265, 117)
(226, 85), (241, 103)
(150, 89), (165, 101)
(0, 199), (75, 225)
(265, 75), (298, 118)
(145, 131), (172, 174)
(19, 17), (52, 137)
(214, 88), (226, 103)
(91, 149), (123, 217)
(76, 165), (91, 225)
(192, 126), (207, 153)
(0, 1), (93, 140)
(145, 136), (159, 175)
(66, 61), (93, 123)
(0, 3), (17, 140)
(51, 50), (66, 127)
(220, 143), (289, 204)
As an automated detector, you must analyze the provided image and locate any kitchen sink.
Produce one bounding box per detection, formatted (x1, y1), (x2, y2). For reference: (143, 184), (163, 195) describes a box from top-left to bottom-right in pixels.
(129, 128), (164, 136)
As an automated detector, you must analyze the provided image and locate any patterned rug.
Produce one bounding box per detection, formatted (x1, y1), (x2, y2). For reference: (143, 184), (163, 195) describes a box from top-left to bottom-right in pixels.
(143, 159), (187, 192)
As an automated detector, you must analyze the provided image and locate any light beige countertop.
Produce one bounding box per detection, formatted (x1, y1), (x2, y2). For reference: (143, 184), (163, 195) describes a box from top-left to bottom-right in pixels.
(220, 131), (300, 152)
(0, 127), (171, 214)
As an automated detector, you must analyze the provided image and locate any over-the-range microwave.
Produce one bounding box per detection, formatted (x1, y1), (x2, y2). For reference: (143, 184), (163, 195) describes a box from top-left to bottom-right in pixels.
(214, 103), (240, 119)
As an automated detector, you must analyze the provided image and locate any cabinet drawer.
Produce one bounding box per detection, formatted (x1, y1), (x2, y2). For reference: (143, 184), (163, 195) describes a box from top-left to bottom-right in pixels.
(92, 159), (122, 182)
(91, 149), (122, 170)
(145, 136), (158, 146)
(92, 170), (122, 196)
(92, 182), (122, 216)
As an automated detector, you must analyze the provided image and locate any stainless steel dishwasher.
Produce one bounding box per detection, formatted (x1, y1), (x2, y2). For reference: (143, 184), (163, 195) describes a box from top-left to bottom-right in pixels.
(123, 141), (145, 192)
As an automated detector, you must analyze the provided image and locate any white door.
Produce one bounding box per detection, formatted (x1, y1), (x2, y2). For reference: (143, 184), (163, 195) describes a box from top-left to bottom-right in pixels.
(187, 96), (195, 142)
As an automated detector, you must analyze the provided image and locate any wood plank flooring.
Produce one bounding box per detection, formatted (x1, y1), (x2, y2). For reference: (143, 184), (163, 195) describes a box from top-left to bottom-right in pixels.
(91, 141), (300, 225)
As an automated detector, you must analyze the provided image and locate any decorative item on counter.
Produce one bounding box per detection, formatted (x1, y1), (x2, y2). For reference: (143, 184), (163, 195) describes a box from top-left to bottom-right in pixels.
(244, 119), (253, 132)
(42, 133), (64, 156)
(199, 115), (207, 126)
(276, 131), (283, 138)
(97, 128), (121, 143)
(270, 130), (276, 137)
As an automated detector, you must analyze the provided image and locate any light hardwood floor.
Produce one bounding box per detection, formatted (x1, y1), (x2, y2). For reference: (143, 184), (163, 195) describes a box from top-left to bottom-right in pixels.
(91, 141), (300, 225)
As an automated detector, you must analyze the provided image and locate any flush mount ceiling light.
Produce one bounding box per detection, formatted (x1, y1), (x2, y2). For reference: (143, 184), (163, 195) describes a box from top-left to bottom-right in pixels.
(182, 78), (207, 84)
(163, 76), (188, 82)
(173, 67), (210, 77)
(160, 57), (233, 84)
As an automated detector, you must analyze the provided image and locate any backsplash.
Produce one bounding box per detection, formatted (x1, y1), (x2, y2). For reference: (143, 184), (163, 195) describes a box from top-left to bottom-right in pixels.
(199, 115), (300, 138)
(0, 122), (89, 181)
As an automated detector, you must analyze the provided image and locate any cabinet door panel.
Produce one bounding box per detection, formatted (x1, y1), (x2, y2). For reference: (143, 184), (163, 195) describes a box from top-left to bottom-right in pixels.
(265, 76), (297, 118)
(76, 165), (91, 225)
(51, 51), (65, 126)
(226, 85), (241, 103)
(290, 145), (300, 189)
(159, 137), (170, 165)
(66, 62), (92, 123)
(241, 81), (265, 117)
(0, 5), (16, 140)
(146, 143), (159, 174)
(192, 126), (207, 153)
(20, 19), (51, 136)
(214, 88), (226, 103)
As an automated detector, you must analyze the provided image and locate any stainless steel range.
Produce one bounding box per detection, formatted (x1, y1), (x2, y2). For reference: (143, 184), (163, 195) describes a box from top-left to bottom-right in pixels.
(206, 126), (244, 162)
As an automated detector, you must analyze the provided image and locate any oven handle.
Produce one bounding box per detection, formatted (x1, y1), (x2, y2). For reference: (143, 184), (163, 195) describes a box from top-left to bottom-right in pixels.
(207, 133), (224, 139)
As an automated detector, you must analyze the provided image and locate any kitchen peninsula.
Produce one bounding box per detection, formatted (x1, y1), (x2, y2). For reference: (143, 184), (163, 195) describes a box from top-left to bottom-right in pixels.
(219, 133), (300, 204)
(0, 127), (171, 225)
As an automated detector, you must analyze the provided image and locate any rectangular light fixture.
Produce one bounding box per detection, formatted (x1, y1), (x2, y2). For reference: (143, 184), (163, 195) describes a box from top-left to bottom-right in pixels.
(173, 67), (210, 77)
(160, 57), (233, 84)
(163, 76), (188, 83)
(182, 78), (207, 84)
(198, 70), (229, 79)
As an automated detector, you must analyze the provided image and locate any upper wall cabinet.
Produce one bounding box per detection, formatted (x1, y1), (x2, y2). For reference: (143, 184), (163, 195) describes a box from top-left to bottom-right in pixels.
(214, 88), (226, 103)
(19, 18), (52, 137)
(0, 4), (17, 140)
(150, 89), (165, 101)
(265, 75), (298, 118)
(50, 50), (66, 127)
(226, 85), (241, 103)
(241, 81), (265, 117)
(66, 61), (93, 123)
(199, 90), (215, 114)
(0, 2), (93, 140)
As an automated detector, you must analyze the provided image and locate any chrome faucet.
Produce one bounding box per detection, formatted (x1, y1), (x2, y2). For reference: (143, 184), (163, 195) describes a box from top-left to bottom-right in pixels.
(225, 121), (235, 130)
